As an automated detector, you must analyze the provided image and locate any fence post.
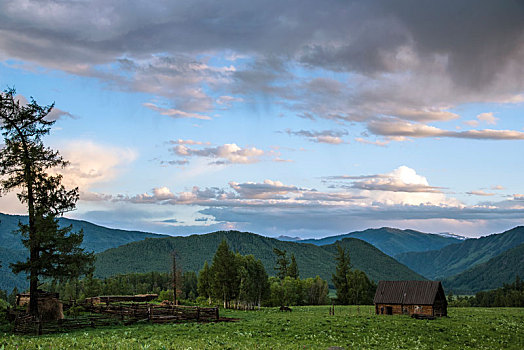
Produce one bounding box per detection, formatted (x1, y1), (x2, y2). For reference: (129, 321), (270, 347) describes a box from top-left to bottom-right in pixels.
(36, 316), (42, 336)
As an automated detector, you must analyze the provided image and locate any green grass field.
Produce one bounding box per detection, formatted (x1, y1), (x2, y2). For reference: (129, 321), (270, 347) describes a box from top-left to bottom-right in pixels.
(1, 306), (523, 349)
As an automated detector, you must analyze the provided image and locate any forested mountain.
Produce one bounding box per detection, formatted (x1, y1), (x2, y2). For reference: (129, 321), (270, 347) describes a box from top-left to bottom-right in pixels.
(94, 230), (425, 284)
(0, 213), (164, 292)
(297, 227), (461, 256)
(0, 213), (163, 253)
(396, 226), (524, 280)
(0, 247), (27, 294)
(443, 243), (524, 294)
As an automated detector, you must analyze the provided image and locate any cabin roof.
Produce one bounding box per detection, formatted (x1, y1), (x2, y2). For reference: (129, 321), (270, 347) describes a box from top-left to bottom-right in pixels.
(373, 280), (445, 305)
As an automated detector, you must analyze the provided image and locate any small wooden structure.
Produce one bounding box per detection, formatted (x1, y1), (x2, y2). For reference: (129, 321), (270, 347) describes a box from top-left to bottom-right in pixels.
(16, 290), (64, 321)
(85, 294), (158, 305)
(373, 280), (447, 317)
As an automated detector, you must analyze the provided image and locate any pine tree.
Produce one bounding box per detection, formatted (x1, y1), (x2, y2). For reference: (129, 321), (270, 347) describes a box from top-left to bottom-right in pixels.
(197, 261), (212, 304)
(273, 248), (289, 280)
(288, 254), (299, 279)
(210, 240), (239, 308)
(0, 88), (94, 316)
(332, 243), (351, 304)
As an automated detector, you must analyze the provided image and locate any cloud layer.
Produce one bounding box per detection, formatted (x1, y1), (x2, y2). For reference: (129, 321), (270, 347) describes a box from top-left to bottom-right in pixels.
(1, 0), (523, 141)
(76, 165), (524, 236)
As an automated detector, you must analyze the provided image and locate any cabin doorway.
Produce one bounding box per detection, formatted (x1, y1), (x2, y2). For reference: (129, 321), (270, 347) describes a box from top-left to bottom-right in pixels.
(386, 306), (393, 315)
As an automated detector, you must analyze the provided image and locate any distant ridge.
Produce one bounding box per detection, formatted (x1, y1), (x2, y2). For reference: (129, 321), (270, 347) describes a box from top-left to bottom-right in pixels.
(396, 226), (524, 280)
(443, 243), (524, 294)
(296, 227), (462, 256)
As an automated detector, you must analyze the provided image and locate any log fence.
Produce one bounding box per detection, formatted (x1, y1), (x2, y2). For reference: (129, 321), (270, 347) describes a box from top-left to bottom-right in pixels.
(13, 303), (220, 334)
(84, 303), (219, 324)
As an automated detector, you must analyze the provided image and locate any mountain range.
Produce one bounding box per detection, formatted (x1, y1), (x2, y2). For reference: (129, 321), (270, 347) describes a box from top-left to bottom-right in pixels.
(1, 212), (522, 295)
(0, 213), (161, 292)
(293, 227), (463, 256)
(396, 226), (524, 280)
(94, 230), (425, 284)
(442, 243), (524, 294)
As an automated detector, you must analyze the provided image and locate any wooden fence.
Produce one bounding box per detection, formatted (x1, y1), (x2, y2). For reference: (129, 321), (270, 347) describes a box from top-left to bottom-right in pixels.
(84, 303), (219, 324)
(13, 313), (120, 335)
(13, 304), (219, 334)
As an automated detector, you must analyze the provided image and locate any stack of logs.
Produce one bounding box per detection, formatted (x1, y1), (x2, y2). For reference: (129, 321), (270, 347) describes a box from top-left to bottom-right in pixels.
(84, 303), (219, 324)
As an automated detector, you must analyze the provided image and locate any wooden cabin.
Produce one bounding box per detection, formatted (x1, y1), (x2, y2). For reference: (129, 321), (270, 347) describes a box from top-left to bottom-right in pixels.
(373, 281), (447, 317)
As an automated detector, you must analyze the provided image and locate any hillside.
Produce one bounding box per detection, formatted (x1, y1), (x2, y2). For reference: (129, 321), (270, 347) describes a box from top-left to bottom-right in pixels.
(0, 247), (27, 293)
(442, 243), (524, 294)
(0, 212), (164, 292)
(396, 226), (524, 280)
(0, 213), (163, 253)
(94, 230), (425, 284)
(298, 227), (461, 256)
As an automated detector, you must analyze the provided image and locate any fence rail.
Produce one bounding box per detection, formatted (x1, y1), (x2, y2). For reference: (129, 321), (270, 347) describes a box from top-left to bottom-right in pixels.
(84, 303), (219, 324)
(13, 304), (220, 334)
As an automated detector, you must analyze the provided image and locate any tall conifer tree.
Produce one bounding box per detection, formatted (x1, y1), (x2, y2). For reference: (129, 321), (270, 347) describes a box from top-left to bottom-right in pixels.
(332, 243), (351, 304)
(0, 88), (94, 316)
(288, 254), (299, 279)
(210, 240), (239, 308)
(273, 248), (289, 280)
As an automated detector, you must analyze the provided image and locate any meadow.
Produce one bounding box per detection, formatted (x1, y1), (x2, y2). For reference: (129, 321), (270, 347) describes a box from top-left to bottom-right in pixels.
(1, 306), (523, 349)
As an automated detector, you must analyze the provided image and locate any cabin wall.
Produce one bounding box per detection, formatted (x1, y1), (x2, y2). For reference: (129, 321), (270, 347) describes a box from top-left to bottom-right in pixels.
(375, 303), (434, 316)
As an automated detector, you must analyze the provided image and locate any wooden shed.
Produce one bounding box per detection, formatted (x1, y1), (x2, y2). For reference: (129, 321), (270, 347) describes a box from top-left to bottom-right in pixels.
(373, 280), (447, 317)
(16, 291), (64, 321)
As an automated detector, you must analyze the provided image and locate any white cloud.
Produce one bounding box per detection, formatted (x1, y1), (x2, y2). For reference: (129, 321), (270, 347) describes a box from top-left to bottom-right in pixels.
(368, 119), (524, 140)
(476, 112), (498, 125)
(171, 143), (267, 164)
(284, 129), (348, 144)
(229, 179), (301, 199)
(58, 140), (137, 191)
(467, 190), (495, 196)
(143, 102), (212, 120)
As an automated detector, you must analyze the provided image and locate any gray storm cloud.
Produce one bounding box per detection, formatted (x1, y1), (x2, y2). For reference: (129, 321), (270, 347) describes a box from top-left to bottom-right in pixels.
(1, 0), (523, 125)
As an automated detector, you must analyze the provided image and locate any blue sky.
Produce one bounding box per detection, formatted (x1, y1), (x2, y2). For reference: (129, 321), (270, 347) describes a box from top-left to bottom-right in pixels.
(1, 0), (523, 238)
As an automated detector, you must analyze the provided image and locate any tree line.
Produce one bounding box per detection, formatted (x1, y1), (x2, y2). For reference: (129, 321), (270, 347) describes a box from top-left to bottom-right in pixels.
(1, 240), (378, 308)
(448, 275), (524, 307)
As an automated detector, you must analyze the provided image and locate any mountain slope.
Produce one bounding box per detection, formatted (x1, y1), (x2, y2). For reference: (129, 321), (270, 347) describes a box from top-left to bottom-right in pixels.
(0, 212), (165, 292)
(442, 243), (524, 294)
(396, 226), (524, 280)
(298, 227), (461, 256)
(94, 230), (425, 284)
(0, 247), (27, 293)
(0, 213), (164, 253)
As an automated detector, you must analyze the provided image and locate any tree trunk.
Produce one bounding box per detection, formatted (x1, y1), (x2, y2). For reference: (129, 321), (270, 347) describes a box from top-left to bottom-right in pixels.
(172, 253), (177, 305)
(26, 158), (39, 317)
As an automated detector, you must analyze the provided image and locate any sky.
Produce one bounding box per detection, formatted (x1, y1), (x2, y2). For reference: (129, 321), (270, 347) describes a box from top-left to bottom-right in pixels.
(0, 0), (523, 239)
